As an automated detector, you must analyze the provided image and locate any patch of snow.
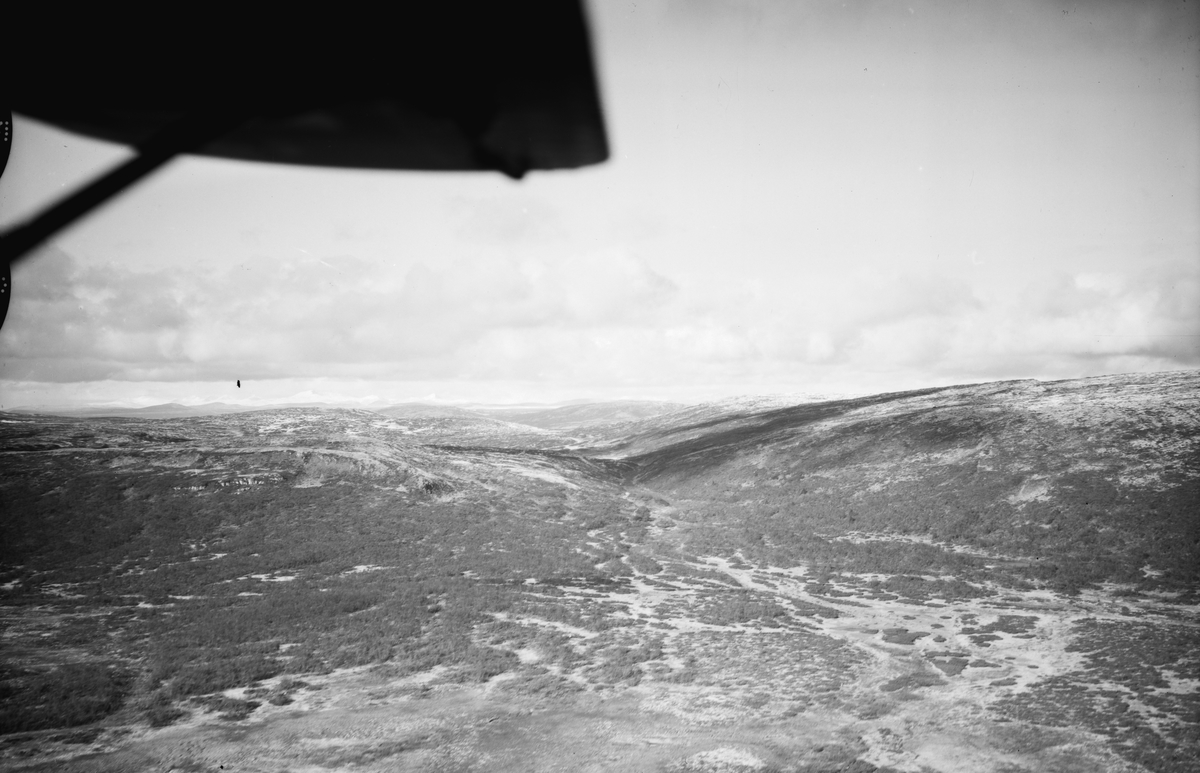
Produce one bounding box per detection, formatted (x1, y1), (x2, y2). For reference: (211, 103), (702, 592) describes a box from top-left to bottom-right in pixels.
(42, 583), (85, 599)
(688, 747), (766, 769)
(1007, 477), (1051, 505)
(189, 552), (227, 562)
(344, 565), (386, 575)
(492, 612), (599, 640)
(244, 573), (297, 582)
(493, 460), (579, 489)
(1158, 671), (1200, 695)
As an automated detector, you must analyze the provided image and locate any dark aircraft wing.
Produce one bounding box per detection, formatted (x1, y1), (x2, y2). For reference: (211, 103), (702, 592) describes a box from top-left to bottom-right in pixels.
(0, 2), (609, 279)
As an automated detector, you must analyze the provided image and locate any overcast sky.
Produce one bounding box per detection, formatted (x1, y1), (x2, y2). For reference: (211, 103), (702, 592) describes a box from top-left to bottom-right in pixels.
(2, 0), (1198, 408)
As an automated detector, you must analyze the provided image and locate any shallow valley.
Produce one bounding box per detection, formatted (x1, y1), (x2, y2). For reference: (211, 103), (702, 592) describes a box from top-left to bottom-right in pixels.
(1, 371), (1197, 772)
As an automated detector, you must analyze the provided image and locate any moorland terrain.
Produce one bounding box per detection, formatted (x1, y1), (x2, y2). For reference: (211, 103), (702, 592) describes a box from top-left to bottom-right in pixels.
(0, 371), (1197, 772)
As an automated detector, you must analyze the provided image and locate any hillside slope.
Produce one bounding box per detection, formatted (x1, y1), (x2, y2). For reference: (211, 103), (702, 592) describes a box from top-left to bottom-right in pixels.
(372, 403), (570, 448)
(622, 371), (1200, 594)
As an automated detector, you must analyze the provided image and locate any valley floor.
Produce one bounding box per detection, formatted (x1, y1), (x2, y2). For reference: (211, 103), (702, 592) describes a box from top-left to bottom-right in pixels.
(5, 549), (1197, 773)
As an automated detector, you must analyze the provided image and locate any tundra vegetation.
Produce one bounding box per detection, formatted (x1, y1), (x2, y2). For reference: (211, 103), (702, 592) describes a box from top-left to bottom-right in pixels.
(0, 371), (1197, 772)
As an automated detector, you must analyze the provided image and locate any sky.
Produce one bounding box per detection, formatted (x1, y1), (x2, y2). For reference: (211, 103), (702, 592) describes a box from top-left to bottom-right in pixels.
(1, 0), (1198, 408)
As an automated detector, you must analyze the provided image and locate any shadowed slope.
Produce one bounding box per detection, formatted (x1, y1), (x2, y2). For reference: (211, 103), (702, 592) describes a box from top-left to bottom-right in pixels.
(625, 371), (1200, 594)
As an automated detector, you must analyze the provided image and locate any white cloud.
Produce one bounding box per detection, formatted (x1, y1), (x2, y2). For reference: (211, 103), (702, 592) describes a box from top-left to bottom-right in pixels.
(3, 240), (1195, 405)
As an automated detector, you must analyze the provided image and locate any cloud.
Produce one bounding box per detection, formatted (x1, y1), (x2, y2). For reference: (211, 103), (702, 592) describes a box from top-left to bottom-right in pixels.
(2, 241), (1195, 396)
(0, 246), (682, 384)
(670, 259), (1200, 386)
(445, 194), (566, 245)
(841, 260), (1200, 378)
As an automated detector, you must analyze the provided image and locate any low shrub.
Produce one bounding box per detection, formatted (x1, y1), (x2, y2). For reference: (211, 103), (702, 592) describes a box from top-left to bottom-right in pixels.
(0, 663), (132, 733)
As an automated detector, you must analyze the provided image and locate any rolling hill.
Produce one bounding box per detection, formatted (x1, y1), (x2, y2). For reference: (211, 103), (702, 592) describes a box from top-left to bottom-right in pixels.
(619, 371), (1200, 595)
(372, 402), (570, 448)
(0, 371), (1196, 772)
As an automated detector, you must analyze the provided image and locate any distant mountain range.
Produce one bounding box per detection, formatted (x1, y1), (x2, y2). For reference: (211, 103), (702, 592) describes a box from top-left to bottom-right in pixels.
(9, 402), (258, 419)
(473, 400), (686, 430)
(373, 403), (488, 420)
